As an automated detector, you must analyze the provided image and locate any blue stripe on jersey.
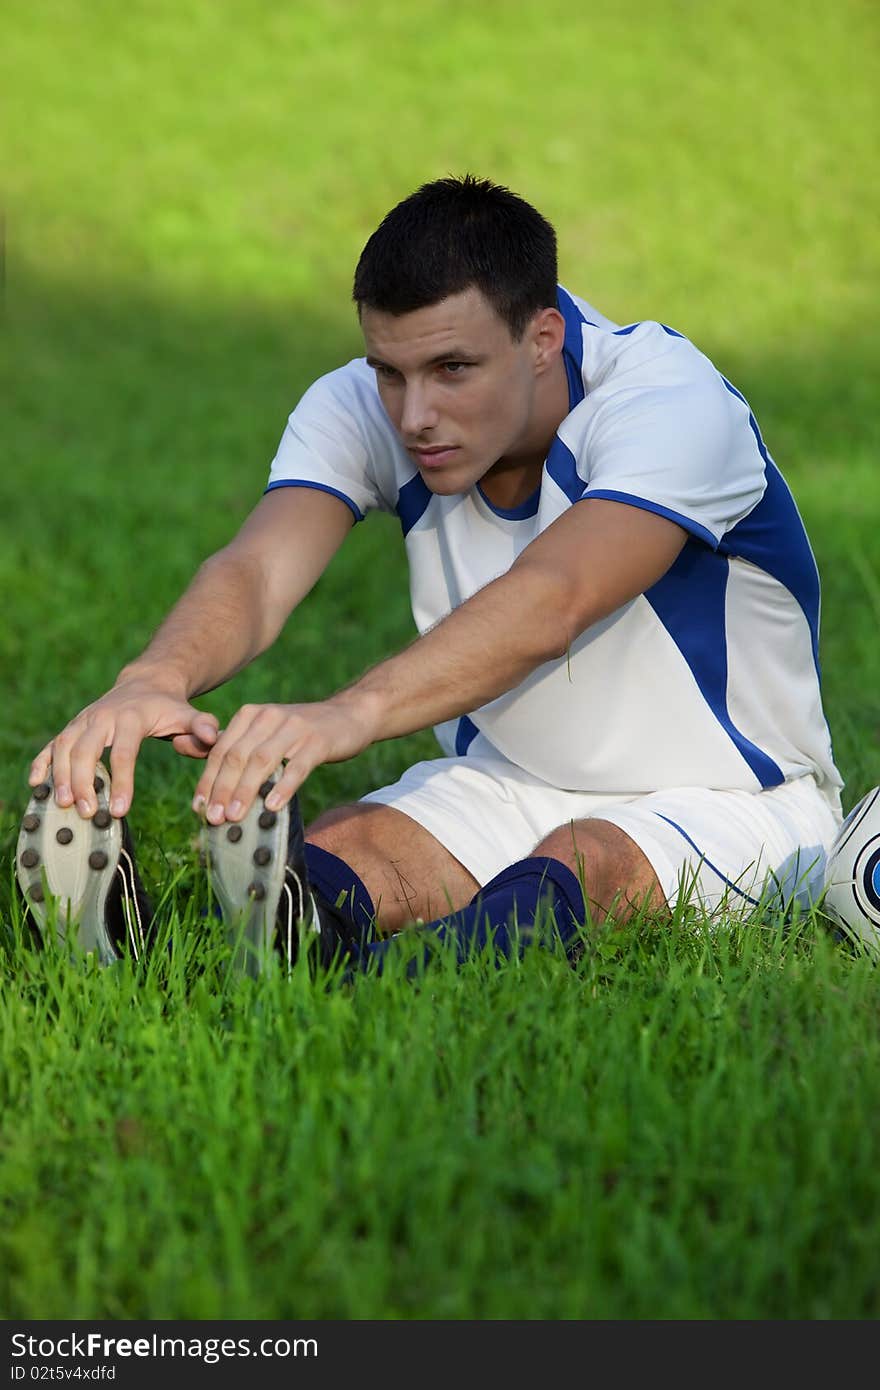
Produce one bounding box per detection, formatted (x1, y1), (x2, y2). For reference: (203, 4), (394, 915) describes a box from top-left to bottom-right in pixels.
(719, 459), (821, 675)
(476, 483), (541, 519)
(716, 378), (821, 676)
(396, 471), (433, 536)
(652, 813), (762, 905)
(455, 715), (480, 756)
(571, 325), (821, 677)
(545, 435), (585, 503)
(556, 287), (588, 409)
(614, 322), (686, 338)
(581, 489), (719, 550)
(264, 478), (364, 523)
(645, 543), (785, 788)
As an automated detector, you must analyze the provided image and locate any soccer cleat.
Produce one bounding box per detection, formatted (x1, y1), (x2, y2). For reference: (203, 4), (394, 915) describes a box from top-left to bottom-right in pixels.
(16, 761), (152, 965)
(201, 769), (292, 976)
(202, 771), (363, 975)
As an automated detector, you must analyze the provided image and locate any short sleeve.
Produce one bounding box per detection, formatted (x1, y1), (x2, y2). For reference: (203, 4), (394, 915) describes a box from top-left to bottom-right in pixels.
(575, 370), (768, 550)
(266, 361), (398, 521)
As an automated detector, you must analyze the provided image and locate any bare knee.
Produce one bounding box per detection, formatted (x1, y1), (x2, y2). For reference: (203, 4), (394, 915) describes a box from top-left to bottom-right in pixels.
(305, 804), (401, 914)
(306, 802), (478, 931)
(535, 818), (666, 923)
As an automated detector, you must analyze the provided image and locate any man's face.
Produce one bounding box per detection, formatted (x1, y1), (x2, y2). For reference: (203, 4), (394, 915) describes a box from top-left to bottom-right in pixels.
(361, 288), (552, 495)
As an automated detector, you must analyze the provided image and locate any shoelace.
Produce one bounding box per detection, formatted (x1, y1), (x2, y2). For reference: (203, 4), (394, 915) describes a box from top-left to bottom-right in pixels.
(116, 849), (146, 960)
(279, 869), (321, 970)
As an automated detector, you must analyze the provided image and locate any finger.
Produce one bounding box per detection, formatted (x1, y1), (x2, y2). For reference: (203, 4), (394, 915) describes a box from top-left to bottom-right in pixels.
(106, 711), (149, 816)
(69, 724), (115, 817)
(190, 712), (220, 745)
(191, 710), (254, 813)
(44, 731), (77, 809)
(193, 707), (288, 822)
(192, 733), (252, 820)
(171, 732), (216, 759)
(199, 736), (281, 823)
(223, 735), (297, 821)
(153, 705), (219, 747)
(29, 742), (54, 788)
(263, 753), (316, 811)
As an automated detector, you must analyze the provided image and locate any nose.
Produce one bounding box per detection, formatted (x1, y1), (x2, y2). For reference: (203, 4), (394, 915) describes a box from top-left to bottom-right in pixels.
(400, 381), (439, 438)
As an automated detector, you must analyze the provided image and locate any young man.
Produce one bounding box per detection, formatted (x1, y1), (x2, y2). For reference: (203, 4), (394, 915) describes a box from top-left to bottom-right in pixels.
(19, 175), (843, 971)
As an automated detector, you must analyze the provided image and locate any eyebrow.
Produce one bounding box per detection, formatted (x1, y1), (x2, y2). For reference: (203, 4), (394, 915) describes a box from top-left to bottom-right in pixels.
(365, 350), (483, 370)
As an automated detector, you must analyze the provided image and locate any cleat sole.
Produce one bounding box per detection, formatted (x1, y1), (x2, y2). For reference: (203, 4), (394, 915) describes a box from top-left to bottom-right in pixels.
(203, 769), (289, 977)
(16, 760), (122, 964)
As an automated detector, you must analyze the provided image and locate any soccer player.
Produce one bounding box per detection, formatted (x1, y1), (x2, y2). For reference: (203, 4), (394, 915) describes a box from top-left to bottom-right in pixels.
(19, 175), (843, 971)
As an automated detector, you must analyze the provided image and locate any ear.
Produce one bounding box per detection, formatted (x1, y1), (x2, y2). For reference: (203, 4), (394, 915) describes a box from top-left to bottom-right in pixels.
(530, 307), (566, 374)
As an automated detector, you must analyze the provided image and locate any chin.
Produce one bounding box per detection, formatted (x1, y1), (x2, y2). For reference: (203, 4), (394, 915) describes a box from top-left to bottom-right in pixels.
(420, 468), (476, 496)
(421, 475), (462, 496)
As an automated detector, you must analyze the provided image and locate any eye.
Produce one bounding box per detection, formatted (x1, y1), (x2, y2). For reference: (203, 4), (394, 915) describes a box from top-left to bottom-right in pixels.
(440, 361), (469, 376)
(373, 363), (401, 382)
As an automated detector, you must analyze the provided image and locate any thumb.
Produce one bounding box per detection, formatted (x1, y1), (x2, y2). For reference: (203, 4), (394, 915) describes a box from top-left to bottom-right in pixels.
(190, 711), (220, 744)
(170, 709), (220, 758)
(171, 732), (215, 759)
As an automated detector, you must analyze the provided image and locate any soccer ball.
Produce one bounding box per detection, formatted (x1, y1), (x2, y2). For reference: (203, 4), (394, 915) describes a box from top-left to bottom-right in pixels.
(821, 786), (880, 956)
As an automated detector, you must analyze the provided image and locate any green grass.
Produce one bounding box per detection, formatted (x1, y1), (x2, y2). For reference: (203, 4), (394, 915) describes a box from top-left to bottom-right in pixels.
(3, 901), (879, 1320)
(1, 0), (879, 1320)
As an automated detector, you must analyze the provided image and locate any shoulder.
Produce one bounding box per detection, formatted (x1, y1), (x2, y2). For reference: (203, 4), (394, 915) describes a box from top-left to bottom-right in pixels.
(286, 357), (404, 462)
(294, 357), (387, 422)
(591, 324), (722, 398)
(562, 308), (735, 446)
(560, 286), (722, 393)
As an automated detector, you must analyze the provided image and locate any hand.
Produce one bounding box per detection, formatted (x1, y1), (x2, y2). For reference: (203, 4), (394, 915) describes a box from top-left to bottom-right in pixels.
(191, 698), (376, 824)
(30, 677), (221, 818)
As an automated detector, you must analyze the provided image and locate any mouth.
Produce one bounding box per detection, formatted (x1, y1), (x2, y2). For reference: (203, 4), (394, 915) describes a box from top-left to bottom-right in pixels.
(409, 445), (460, 468)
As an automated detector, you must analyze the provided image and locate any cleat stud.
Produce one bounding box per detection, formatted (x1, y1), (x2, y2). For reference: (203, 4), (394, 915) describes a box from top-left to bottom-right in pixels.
(33, 783), (51, 801)
(258, 781), (274, 800)
(22, 814), (40, 832)
(94, 776), (105, 794)
(226, 825), (243, 843)
(56, 827), (74, 845)
(30, 884), (45, 903)
(258, 810), (277, 830)
(248, 881), (266, 901)
(20, 848), (40, 870)
(93, 809), (112, 829)
(89, 850), (109, 870)
(253, 846), (271, 866)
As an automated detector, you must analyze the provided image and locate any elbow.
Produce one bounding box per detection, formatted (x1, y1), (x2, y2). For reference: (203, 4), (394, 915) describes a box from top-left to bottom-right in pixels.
(543, 615), (582, 664)
(514, 565), (590, 665)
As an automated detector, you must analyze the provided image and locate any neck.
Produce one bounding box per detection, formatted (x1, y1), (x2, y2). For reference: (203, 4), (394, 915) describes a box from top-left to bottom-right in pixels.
(479, 355), (571, 509)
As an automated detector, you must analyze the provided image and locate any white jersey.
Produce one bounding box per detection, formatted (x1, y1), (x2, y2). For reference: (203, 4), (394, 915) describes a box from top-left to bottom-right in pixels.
(267, 287), (842, 810)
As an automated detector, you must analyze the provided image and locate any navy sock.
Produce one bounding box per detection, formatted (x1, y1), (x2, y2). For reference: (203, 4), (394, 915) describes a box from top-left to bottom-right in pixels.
(361, 856), (587, 975)
(304, 842), (376, 944)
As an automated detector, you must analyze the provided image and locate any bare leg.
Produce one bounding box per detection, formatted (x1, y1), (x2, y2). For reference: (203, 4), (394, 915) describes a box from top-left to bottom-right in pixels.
(534, 818), (666, 923)
(306, 803), (479, 933)
(308, 807), (664, 939)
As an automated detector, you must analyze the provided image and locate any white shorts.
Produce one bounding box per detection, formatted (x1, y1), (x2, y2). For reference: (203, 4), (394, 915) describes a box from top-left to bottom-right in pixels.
(361, 754), (842, 917)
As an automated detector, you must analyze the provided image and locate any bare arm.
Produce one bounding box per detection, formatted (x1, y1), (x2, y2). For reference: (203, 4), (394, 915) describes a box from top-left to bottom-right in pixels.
(119, 488), (353, 697)
(333, 499), (686, 737)
(31, 487), (354, 816)
(194, 500), (688, 822)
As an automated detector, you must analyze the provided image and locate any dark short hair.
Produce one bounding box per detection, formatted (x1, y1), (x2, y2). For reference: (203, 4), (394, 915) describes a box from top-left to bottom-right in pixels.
(352, 174), (558, 339)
